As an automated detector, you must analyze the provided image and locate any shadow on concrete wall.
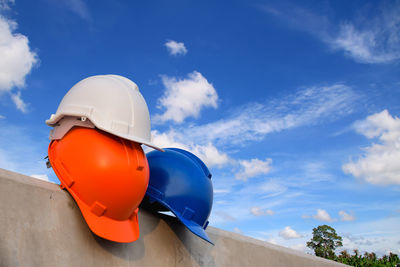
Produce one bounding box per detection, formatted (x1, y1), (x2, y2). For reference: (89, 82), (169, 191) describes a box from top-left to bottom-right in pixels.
(64, 190), (162, 262)
(161, 213), (217, 267)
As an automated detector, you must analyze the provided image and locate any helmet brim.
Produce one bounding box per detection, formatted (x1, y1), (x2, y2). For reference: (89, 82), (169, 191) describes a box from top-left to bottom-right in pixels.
(46, 114), (164, 152)
(177, 215), (214, 245)
(145, 198), (213, 245)
(72, 191), (141, 243)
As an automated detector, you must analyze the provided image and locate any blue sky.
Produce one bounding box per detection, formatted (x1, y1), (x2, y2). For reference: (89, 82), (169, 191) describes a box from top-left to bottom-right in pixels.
(1, 0), (400, 256)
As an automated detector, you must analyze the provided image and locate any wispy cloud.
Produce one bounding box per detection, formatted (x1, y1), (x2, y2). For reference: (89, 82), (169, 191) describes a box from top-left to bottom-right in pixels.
(259, 3), (330, 40)
(164, 40), (187, 56)
(259, 1), (400, 64)
(0, 15), (37, 111)
(259, 180), (287, 198)
(209, 176), (305, 227)
(0, 0), (14, 10)
(332, 1), (400, 64)
(213, 188), (230, 194)
(154, 84), (357, 149)
(10, 91), (28, 113)
(46, 0), (91, 21)
(59, 0), (91, 21)
(343, 110), (400, 185)
(189, 84), (356, 146)
(152, 83), (357, 175)
(212, 210), (236, 224)
(69, 0), (90, 20)
(0, 122), (54, 182)
(338, 216), (400, 256)
(154, 71), (218, 124)
(301, 162), (334, 182)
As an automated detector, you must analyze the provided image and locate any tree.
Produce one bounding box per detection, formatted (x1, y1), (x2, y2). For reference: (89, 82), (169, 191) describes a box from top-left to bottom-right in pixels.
(307, 225), (343, 259)
(336, 249), (400, 266)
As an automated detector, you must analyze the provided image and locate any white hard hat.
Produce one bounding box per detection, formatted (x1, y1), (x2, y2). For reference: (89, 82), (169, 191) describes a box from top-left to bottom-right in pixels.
(46, 75), (162, 151)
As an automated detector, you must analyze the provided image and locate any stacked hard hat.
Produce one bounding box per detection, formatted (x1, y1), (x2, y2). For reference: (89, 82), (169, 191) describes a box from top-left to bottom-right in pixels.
(141, 148), (214, 244)
(47, 75), (162, 243)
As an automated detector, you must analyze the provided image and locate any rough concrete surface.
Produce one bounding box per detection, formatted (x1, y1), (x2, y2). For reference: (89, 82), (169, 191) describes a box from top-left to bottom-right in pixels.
(0, 168), (347, 267)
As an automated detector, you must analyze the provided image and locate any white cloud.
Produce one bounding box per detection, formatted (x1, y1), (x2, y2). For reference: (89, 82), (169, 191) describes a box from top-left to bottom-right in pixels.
(164, 40), (187, 56)
(235, 158), (272, 181)
(339, 210), (356, 222)
(191, 143), (229, 167)
(343, 110), (400, 185)
(151, 129), (188, 150)
(313, 209), (335, 222)
(31, 174), (49, 182)
(151, 129), (229, 167)
(279, 226), (302, 239)
(10, 91), (28, 112)
(250, 206), (274, 216)
(0, 17), (37, 91)
(151, 131), (228, 169)
(0, 15), (37, 111)
(154, 71), (218, 124)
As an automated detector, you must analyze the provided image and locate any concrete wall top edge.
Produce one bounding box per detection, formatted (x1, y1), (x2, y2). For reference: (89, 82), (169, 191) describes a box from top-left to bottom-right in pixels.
(0, 168), (58, 191)
(0, 167), (347, 267)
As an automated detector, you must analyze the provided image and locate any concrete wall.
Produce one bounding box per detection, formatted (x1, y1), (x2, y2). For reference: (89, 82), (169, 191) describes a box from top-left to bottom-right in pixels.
(0, 168), (347, 267)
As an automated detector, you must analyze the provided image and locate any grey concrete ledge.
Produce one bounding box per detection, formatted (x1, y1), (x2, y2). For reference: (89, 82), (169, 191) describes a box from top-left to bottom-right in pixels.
(0, 168), (347, 267)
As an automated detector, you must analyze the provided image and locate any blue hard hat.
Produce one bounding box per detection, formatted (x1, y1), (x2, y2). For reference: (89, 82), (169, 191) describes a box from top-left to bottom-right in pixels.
(142, 148), (214, 244)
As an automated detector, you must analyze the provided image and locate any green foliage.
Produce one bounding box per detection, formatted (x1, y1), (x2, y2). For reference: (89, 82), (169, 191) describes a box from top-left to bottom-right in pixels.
(336, 250), (400, 267)
(306, 225), (400, 266)
(307, 225), (343, 259)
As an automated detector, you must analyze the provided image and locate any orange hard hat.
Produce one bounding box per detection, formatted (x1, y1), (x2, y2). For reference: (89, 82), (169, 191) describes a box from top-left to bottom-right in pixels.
(48, 127), (149, 243)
